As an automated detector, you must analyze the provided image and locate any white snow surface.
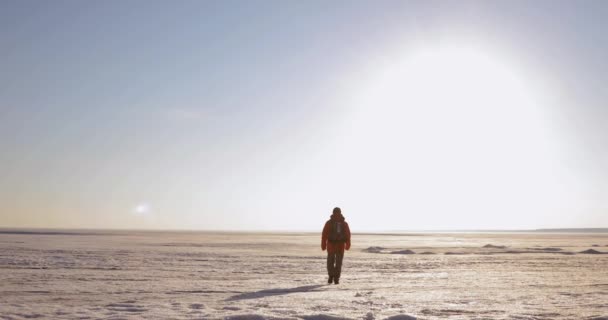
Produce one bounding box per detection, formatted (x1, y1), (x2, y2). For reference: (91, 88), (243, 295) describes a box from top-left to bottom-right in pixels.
(1, 230), (607, 319)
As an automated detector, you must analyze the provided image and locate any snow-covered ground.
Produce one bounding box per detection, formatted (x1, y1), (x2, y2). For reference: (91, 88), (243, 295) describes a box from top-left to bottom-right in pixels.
(1, 230), (607, 319)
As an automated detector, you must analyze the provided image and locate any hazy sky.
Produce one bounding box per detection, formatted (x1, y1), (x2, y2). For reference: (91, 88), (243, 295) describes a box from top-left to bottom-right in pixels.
(1, 0), (607, 231)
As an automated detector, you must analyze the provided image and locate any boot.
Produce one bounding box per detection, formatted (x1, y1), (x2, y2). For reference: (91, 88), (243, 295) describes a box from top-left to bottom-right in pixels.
(333, 277), (339, 285)
(327, 276), (333, 284)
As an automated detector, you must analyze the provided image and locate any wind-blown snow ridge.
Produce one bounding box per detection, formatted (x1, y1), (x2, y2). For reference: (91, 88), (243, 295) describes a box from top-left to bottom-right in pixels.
(224, 314), (417, 320)
(361, 245), (604, 255)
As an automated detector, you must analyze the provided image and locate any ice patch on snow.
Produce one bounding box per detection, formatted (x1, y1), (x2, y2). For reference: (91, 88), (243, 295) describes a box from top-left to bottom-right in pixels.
(224, 315), (271, 320)
(483, 244), (507, 249)
(384, 315), (417, 320)
(105, 302), (148, 313)
(300, 315), (354, 320)
(390, 249), (415, 254)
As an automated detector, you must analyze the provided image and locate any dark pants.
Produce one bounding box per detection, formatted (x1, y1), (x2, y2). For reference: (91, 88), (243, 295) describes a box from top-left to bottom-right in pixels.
(327, 251), (344, 279)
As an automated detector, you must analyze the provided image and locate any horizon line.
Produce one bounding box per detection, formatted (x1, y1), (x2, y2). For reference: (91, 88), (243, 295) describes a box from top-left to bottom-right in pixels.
(1, 226), (607, 234)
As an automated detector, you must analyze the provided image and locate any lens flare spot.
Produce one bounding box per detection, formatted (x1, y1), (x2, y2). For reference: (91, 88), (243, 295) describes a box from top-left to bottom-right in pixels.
(133, 203), (150, 217)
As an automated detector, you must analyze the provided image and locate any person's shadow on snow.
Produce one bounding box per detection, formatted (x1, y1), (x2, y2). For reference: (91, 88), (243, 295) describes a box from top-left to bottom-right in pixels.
(226, 285), (326, 301)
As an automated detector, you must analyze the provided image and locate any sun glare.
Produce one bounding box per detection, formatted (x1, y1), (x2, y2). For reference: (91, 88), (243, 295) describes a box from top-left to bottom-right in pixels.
(336, 44), (570, 226)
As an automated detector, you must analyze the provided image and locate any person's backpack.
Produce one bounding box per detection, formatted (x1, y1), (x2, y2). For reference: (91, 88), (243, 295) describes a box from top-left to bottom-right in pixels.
(328, 221), (346, 243)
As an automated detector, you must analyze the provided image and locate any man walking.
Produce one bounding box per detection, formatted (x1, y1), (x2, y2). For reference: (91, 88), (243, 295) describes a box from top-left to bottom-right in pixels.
(321, 207), (351, 284)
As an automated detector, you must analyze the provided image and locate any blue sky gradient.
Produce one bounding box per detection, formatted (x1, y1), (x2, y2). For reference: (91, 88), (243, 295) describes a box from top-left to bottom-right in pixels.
(1, 1), (607, 230)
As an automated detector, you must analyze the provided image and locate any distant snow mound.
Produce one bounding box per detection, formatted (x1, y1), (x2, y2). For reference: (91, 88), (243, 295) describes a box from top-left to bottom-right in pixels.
(482, 244), (506, 249)
(363, 246), (386, 253)
(384, 315), (417, 320)
(579, 249), (606, 254)
(391, 249), (415, 254)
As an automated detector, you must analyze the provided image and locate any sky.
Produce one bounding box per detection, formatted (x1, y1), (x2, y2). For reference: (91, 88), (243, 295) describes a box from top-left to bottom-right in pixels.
(1, 0), (607, 231)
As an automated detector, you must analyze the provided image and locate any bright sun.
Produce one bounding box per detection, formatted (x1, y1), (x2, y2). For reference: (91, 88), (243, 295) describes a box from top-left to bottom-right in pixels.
(334, 44), (573, 226)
